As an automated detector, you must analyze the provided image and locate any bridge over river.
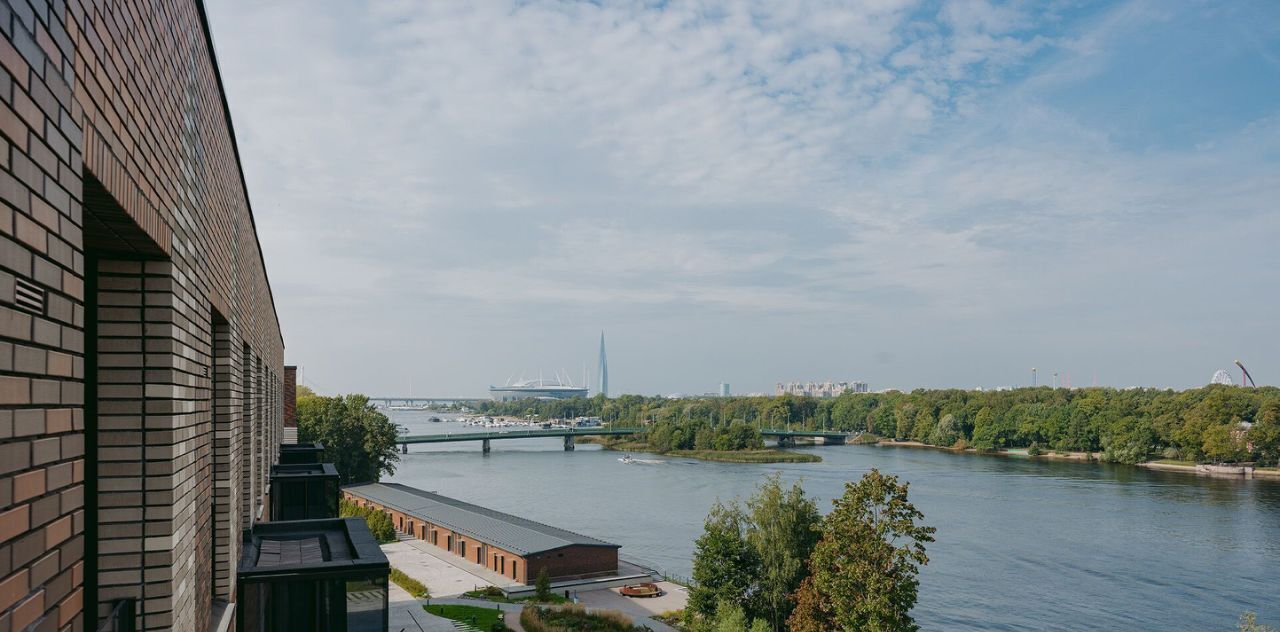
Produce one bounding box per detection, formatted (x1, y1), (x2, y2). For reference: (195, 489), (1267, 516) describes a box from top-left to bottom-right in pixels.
(395, 427), (855, 453)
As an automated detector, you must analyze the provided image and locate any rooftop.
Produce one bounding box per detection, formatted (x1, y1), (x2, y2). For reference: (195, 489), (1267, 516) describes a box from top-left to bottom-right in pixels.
(270, 463), (339, 480)
(280, 442), (325, 453)
(239, 518), (389, 580)
(344, 482), (619, 557)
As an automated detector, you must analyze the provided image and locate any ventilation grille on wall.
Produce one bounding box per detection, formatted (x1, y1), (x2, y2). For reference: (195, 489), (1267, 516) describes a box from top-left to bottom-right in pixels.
(14, 279), (44, 313)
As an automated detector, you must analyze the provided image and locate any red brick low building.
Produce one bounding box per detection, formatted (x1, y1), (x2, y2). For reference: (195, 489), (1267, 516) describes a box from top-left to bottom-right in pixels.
(343, 482), (620, 585)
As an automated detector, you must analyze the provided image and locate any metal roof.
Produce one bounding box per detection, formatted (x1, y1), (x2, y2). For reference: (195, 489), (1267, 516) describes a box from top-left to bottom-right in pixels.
(239, 518), (389, 580)
(343, 482), (619, 557)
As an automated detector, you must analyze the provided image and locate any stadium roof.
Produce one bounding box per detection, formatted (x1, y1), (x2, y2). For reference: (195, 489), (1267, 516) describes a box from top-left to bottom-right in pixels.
(343, 482), (618, 556)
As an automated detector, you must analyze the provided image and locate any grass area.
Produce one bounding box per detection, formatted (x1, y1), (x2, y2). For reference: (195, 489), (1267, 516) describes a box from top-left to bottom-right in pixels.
(464, 587), (569, 604)
(423, 603), (504, 629)
(669, 449), (822, 463)
(593, 439), (651, 451)
(390, 566), (429, 599)
(1149, 459), (1198, 467)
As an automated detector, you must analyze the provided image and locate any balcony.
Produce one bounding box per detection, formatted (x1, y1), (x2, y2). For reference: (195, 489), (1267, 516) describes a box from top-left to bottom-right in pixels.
(237, 518), (390, 632)
(280, 442), (326, 464)
(270, 463), (341, 520)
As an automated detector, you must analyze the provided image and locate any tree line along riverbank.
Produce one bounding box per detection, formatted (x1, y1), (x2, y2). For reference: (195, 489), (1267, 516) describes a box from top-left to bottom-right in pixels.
(472, 385), (1280, 468)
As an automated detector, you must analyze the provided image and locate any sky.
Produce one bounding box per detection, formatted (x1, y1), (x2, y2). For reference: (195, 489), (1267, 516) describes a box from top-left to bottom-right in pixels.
(205, 0), (1280, 397)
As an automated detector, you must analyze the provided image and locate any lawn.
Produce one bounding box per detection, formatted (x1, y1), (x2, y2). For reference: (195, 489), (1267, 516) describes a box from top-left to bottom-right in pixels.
(423, 603), (504, 629)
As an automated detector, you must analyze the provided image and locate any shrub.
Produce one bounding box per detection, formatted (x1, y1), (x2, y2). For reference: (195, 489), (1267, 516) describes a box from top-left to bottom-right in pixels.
(340, 499), (396, 543)
(390, 566), (429, 599)
(1027, 442), (1042, 456)
(535, 568), (552, 602)
(520, 604), (638, 632)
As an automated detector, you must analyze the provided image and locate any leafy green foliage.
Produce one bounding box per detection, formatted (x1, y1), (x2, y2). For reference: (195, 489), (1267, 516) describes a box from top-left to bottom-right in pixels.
(689, 502), (759, 620)
(788, 469), (935, 632)
(534, 568), (552, 602)
(340, 499), (396, 543)
(473, 386), (1280, 465)
(297, 393), (399, 484)
(390, 566), (429, 598)
(745, 474), (821, 630)
(520, 604), (639, 631)
(689, 476), (820, 631)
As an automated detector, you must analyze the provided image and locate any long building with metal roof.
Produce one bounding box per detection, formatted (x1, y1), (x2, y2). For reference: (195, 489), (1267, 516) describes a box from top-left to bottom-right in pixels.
(343, 482), (619, 584)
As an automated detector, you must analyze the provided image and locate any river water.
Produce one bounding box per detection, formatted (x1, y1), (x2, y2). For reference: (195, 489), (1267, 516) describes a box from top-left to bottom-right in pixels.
(385, 411), (1280, 630)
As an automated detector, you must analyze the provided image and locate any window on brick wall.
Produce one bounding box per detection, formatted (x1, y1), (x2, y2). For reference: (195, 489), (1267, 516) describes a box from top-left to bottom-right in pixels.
(211, 309), (231, 616)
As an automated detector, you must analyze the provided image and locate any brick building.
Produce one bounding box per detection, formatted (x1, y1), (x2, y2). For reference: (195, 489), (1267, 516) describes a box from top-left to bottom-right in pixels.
(2, 0), (285, 630)
(343, 483), (620, 585)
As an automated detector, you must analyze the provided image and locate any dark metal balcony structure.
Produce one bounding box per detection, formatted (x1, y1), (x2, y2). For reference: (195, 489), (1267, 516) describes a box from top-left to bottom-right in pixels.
(237, 518), (390, 632)
(280, 442), (326, 464)
(269, 463), (341, 520)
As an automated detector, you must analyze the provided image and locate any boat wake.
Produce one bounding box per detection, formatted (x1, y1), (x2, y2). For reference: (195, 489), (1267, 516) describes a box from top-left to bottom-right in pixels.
(619, 456), (665, 465)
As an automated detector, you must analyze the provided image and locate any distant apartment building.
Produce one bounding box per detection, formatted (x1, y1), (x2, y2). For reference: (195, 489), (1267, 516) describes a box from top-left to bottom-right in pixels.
(1, 1), (290, 630)
(776, 380), (870, 397)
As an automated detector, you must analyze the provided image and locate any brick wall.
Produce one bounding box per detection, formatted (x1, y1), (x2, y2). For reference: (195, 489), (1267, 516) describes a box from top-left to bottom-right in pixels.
(340, 492), (617, 586)
(525, 545), (619, 583)
(1, 0), (285, 630)
(282, 365), (295, 428)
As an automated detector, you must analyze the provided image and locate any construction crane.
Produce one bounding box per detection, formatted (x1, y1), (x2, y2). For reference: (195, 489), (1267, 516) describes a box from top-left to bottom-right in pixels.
(1235, 360), (1256, 387)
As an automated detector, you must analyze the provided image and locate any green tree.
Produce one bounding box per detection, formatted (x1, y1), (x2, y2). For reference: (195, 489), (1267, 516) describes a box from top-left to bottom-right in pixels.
(1201, 423), (1247, 464)
(745, 474), (821, 630)
(970, 407), (999, 451)
(297, 394), (400, 484)
(714, 600), (750, 632)
(911, 409), (934, 443)
(927, 414), (959, 447)
(1100, 416), (1156, 464)
(339, 499), (395, 543)
(689, 501), (759, 619)
(1248, 401), (1280, 466)
(534, 568), (552, 602)
(788, 469), (935, 632)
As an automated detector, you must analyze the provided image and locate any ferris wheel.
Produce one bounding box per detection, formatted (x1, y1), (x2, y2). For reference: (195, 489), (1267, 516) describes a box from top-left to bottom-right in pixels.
(1210, 370), (1233, 386)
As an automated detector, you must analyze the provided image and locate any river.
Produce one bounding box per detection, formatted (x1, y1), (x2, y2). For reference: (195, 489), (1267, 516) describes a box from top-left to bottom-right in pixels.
(385, 410), (1280, 630)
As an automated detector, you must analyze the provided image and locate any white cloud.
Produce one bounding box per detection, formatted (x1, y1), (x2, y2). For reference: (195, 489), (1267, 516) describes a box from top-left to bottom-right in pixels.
(206, 0), (1280, 393)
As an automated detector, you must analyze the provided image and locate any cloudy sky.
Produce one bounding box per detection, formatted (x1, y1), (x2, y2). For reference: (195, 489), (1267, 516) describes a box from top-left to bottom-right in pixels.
(206, 0), (1279, 397)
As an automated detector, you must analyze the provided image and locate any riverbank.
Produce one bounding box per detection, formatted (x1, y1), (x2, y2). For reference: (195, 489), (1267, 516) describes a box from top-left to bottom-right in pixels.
(667, 449), (821, 463)
(872, 439), (1280, 479)
(584, 437), (821, 463)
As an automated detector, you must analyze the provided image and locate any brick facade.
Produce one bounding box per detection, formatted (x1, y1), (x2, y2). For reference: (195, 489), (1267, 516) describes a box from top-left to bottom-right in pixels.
(342, 491), (619, 586)
(282, 365), (295, 428)
(2, 1), (284, 630)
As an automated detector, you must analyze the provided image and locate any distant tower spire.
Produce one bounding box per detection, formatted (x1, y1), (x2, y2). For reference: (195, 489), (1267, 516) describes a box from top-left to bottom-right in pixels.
(597, 331), (609, 398)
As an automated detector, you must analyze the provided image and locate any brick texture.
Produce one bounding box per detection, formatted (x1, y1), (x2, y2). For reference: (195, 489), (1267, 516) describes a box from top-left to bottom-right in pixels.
(1, 1), (285, 631)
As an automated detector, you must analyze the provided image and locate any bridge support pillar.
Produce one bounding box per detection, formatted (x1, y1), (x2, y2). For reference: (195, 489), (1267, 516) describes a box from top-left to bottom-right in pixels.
(777, 436), (794, 448)
(400, 443), (408, 454)
(564, 435), (575, 451)
(482, 439), (491, 454)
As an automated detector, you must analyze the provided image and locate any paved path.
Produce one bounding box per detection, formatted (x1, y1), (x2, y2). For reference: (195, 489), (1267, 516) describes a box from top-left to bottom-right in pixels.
(382, 535), (519, 598)
(577, 581), (688, 623)
(389, 582), (456, 632)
